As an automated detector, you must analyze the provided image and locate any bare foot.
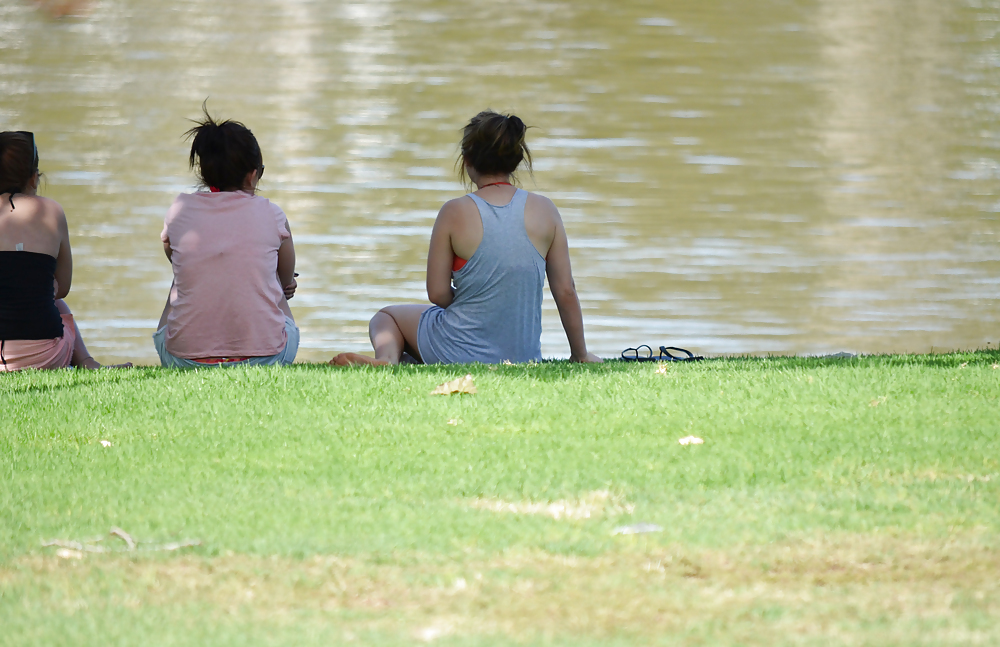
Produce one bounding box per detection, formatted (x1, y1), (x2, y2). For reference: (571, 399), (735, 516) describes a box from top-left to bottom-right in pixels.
(330, 352), (390, 367)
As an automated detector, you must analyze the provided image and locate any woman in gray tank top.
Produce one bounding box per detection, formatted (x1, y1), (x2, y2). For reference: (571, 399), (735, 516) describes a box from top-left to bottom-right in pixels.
(331, 111), (601, 366)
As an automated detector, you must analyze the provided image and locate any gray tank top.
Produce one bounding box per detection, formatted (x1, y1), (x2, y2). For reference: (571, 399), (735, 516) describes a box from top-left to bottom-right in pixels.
(417, 188), (545, 364)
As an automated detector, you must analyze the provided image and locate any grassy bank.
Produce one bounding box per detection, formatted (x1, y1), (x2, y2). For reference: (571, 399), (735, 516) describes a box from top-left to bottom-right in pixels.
(2, 352), (999, 645)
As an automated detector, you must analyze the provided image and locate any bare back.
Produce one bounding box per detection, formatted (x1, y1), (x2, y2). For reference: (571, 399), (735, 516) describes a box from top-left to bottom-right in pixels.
(0, 194), (73, 297)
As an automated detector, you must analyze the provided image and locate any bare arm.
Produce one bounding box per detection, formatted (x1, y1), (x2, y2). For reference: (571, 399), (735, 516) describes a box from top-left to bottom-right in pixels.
(545, 211), (601, 363)
(53, 206), (72, 299)
(426, 202), (457, 308)
(277, 219), (297, 299)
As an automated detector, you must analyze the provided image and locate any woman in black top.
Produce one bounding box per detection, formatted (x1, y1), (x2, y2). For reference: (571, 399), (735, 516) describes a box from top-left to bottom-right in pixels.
(0, 131), (129, 371)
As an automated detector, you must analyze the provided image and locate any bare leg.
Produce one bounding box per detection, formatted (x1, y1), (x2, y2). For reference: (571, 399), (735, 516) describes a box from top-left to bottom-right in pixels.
(331, 304), (431, 366)
(56, 299), (132, 369)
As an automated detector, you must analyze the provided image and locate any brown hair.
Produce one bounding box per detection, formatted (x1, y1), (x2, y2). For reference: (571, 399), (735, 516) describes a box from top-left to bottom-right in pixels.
(0, 132), (40, 203)
(458, 111), (532, 186)
(184, 102), (263, 191)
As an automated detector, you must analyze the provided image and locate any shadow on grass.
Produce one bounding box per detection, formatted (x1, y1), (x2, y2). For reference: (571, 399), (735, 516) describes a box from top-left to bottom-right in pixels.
(0, 367), (173, 396)
(295, 348), (1000, 376)
(4, 349), (995, 394)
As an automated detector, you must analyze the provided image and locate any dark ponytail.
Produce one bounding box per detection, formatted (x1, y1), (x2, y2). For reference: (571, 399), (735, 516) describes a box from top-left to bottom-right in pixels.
(458, 111), (532, 185)
(0, 132), (40, 209)
(184, 102), (263, 191)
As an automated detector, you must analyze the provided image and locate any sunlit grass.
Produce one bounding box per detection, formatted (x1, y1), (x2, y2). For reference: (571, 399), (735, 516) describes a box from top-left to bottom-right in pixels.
(2, 352), (999, 645)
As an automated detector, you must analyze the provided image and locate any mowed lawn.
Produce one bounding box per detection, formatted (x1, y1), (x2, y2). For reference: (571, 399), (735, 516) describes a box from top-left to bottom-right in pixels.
(1, 352), (998, 646)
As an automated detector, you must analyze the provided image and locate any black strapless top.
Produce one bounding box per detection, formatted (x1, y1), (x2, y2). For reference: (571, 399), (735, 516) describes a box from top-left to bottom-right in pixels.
(0, 251), (64, 340)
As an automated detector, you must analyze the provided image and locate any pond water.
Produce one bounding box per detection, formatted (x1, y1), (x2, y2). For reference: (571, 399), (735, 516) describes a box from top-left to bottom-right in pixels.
(2, 0), (998, 363)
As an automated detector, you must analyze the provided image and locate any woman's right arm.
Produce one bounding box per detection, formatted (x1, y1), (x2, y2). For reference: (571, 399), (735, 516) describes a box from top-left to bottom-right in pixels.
(545, 210), (601, 363)
(426, 201), (458, 309)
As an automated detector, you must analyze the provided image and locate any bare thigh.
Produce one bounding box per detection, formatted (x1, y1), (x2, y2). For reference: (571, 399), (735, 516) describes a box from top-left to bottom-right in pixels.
(378, 304), (432, 359)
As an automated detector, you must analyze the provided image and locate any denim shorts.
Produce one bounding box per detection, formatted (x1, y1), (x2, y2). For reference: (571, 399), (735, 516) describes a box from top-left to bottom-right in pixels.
(153, 316), (299, 369)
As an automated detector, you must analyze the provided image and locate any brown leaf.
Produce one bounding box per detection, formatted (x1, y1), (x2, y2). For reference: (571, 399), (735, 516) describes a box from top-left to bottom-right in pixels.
(431, 374), (477, 395)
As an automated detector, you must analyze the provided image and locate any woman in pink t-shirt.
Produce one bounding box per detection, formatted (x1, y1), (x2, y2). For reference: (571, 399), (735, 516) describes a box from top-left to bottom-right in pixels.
(154, 108), (299, 368)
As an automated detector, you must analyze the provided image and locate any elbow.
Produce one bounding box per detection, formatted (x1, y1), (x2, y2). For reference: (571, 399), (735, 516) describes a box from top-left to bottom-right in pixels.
(550, 282), (577, 303)
(428, 289), (452, 309)
(427, 278), (454, 308)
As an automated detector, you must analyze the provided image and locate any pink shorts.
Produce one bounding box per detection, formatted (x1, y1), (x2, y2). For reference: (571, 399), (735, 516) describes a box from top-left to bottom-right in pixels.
(0, 314), (77, 372)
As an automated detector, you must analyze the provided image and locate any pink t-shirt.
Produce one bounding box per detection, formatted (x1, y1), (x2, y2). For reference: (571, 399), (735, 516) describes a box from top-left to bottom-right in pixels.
(160, 191), (290, 359)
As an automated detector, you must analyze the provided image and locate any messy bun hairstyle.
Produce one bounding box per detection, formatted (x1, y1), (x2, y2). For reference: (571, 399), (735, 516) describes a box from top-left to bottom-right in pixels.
(0, 131), (40, 203)
(184, 103), (263, 192)
(458, 111), (532, 185)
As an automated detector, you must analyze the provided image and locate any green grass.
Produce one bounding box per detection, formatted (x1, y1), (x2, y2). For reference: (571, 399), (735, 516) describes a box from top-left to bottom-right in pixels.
(2, 352), (999, 645)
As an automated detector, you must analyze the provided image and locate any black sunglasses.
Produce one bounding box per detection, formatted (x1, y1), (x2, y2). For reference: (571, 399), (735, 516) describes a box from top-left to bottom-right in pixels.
(257, 164), (264, 180)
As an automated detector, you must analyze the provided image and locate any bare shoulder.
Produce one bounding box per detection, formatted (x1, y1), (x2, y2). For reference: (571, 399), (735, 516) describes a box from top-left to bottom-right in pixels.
(32, 196), (67, 224)
(523, 191), (561, 227)
(524, 191), (559, 213)
(438, 195), (477, 220)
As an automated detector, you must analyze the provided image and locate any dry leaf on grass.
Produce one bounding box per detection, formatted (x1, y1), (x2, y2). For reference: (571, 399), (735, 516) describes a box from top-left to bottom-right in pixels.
(678, 436), (704, 445)
(431, 374), (476, 395)
(655, 363), (669, 375)
(869, 396), (888, 407)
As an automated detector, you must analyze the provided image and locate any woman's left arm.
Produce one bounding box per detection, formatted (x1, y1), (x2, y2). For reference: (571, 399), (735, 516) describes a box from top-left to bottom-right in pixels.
(277, 218), (297, 299)
(53, 204), (72, 299)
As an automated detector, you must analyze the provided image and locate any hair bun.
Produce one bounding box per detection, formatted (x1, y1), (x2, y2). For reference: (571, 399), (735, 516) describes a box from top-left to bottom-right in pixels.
(458, 110), (533, 185)
(184, 102), (262, 191)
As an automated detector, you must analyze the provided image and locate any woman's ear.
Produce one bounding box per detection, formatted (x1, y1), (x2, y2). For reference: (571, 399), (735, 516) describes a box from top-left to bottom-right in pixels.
(243, 168), (258, 193)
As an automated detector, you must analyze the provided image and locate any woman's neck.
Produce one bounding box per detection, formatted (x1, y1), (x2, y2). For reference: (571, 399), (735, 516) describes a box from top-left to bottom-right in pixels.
(475, 175), (511, 189)
(3, 184), (36, 197)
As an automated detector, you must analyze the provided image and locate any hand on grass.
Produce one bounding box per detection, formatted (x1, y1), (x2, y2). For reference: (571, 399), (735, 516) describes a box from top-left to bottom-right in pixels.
(571, 352), (603, 363)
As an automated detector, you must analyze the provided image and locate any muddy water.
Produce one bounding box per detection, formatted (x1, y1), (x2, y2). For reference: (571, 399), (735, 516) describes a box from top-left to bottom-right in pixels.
(1, 0), (998, 363)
